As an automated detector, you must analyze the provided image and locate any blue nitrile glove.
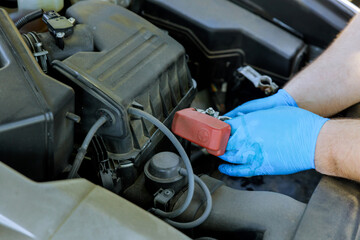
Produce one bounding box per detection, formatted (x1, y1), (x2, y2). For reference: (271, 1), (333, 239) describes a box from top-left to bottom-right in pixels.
(225, 89), (297, 118)
(219, 106), (329, 177)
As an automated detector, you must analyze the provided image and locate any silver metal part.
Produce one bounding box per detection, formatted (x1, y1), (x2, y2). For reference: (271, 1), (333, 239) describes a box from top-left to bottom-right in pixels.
(56, 32), (65, 38)
(68, 17), (76, 25)
(195, 107), (231, 121)
(237, 65), (279, 95)
(22, 32), (49, 73)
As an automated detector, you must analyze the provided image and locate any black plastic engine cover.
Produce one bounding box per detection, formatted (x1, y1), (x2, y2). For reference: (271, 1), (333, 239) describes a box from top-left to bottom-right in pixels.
(231, 0), (354, 48)
(293, 176), (360, 240)
(142, 0), (307, 84)
(0, 9), (75, 181)
(53, 2), (195, 164)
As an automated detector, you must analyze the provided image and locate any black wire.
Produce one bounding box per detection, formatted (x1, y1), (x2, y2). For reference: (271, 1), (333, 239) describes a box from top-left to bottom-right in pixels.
(68, 116), (107, 179)
(165, 169), (213, 229)
(15, 9), (43, 29)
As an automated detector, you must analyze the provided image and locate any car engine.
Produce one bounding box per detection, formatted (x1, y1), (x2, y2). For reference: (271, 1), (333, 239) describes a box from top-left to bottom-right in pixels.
(1, 0), (360, 239)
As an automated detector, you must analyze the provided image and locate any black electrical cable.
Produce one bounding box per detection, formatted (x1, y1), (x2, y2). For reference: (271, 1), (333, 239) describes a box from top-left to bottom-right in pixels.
(15, 9), (43, 29)
(128, 107), (195, 219)
(164, 169), (212, 229)
(68, 116), (107, 179)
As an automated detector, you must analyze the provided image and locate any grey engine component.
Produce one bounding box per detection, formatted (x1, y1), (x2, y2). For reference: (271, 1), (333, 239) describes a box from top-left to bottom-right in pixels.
(0, 161), (190, 240)
(51, 2), (196, 185)
(0, 9), (75, 181)
(2, 1), (360, 240)
(0, 1), (195, 186)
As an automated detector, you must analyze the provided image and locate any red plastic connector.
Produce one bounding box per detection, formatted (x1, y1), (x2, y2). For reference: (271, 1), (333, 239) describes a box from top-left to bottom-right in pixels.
(171, 108), (231, 156)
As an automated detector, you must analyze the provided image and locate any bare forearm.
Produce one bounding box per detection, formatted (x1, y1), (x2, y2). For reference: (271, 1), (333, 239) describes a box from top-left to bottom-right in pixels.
(284, 14), (360, 117)
(315, 119), (360, 182)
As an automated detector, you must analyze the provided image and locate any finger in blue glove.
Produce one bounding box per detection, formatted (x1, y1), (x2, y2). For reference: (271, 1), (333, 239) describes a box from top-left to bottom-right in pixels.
(219, 106), (328, 177)
(224, 89), (297, 118)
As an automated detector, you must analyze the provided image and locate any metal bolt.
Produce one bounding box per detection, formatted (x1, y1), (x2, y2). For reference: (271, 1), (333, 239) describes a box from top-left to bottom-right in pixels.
(68, 17), (76, 25)
(56, 32), (65, 38)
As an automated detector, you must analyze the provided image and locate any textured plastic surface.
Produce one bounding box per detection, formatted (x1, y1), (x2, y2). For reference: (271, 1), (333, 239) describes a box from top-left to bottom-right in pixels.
(144, 152), (185, 193)
(0, 162), (190, 240)
(174, 175), (306, 240)
(0, 9), (74, 181)
(231, 0), (354, 48)
(53, 2), (196, 164)
(293, 176), (360, 240)
(172, 108), (230, 156)
(143, 0), (306, 83)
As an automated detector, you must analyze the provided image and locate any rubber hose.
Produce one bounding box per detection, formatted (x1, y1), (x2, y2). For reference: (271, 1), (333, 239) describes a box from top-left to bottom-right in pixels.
(164, 169), (212, 229)
(15, 9), (43, 29)
(68, 116), (107, 179)
(128, 107), (195, 219)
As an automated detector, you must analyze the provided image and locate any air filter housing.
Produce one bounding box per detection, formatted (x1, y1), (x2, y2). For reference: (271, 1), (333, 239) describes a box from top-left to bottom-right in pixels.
(53, 2), (196, 165)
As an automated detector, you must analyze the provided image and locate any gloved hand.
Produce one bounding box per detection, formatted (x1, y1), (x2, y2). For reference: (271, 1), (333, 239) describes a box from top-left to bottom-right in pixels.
(225, 89), (297, 118)
(219, 106), (329, 177)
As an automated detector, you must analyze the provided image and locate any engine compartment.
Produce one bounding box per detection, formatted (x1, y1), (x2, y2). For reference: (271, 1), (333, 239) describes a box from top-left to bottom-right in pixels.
(1, 1), (360, 239)
(0, 10), (74, 180)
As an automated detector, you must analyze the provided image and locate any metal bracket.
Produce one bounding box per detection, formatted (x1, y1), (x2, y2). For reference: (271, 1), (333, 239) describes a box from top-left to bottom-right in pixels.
(195, 107), (231, 121)
(236, 66), (279, 95)
(22, 32), (49, 73)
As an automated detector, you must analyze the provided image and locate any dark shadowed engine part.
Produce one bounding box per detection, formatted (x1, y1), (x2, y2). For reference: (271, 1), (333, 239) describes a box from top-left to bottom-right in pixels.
(21, 24), (94, 73)
(36, 24), (94, 62)
(144, 152), (186, 194)
(124, 174), (306, 239)
(142, 0), (307, 86)
(50, 2), (196, 188)
(230, 0), (354, 48)
(173, 175), (306, 240)
(0, 9), (75, 181)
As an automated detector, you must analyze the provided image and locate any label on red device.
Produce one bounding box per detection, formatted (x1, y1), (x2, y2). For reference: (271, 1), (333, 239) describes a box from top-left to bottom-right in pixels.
(171, 108), (231, 156)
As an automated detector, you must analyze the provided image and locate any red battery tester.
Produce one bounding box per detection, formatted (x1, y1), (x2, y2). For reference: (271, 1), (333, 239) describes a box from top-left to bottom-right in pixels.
(171, 108), (231, 156)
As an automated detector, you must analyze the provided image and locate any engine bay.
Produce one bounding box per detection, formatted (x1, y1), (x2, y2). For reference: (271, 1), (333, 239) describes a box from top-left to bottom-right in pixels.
(1, 0), (360, 239)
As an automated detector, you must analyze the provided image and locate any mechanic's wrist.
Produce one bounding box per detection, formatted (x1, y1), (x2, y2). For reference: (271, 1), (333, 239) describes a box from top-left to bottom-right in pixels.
(314, 120), (338, 177)
(277, 89), (298, 107)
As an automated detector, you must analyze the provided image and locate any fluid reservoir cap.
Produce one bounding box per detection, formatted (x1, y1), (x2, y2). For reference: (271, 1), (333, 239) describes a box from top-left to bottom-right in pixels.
(145, 152), (182, 183)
